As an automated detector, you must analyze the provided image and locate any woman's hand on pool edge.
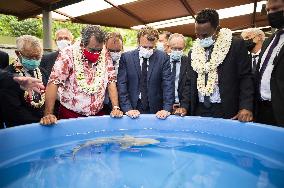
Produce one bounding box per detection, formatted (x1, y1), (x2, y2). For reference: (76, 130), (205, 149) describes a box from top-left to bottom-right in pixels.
(40, 114), (57, 125)
(156, 110), (171, 119)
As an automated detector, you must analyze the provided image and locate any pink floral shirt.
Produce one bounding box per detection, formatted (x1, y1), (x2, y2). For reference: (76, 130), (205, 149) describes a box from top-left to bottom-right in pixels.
(49, 46), (116, 116)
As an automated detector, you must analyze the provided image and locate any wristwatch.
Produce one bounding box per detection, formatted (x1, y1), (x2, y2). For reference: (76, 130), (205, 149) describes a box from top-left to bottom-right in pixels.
(113, 105), (120, 110)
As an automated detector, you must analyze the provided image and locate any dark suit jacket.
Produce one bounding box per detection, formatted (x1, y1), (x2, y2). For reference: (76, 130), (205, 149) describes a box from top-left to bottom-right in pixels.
(255, 33), (284, 125)
(0, 65), (48, 127)
(0, 50), (9, 69)
(40, 51), (59, 78)
(117, 49), (173, 113)
(177, 55), (189, 103)
(180, 37), (254, 118)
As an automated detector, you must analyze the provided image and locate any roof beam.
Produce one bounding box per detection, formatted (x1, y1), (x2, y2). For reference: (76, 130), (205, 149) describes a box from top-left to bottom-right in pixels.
(251, 0), (257, 27)
(179, 0), (196, 19)
(19, 0), (84, 20)
(103, 0), (146, 25)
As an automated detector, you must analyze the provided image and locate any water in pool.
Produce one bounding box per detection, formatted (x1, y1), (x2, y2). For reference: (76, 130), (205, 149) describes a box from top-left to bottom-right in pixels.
(0, 129), (283, 188)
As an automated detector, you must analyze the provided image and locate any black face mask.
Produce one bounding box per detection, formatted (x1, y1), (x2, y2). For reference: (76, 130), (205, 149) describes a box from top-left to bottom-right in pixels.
(268, 10), (284, 29)
(244, 39), (256, 52)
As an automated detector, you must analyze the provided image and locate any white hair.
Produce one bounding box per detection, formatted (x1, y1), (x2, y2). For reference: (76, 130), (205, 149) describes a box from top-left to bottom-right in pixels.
(241, 28), (265, 41)
(55, 28), (74, 41)
(168, 33), (185, 43)
(16, 35), (43, 55)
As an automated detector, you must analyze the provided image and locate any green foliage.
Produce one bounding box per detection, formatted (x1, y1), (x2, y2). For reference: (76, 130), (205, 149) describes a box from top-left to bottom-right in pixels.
(0, 14), (42, 37)
(0, 14), (193, 50)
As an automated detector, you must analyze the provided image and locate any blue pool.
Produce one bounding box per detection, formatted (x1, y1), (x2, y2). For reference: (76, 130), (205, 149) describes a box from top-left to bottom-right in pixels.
(0, 115), (284, 188)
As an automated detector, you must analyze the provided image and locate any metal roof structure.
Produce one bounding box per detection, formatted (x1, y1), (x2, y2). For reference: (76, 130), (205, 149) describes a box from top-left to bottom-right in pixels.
(0, 0), (270, 37)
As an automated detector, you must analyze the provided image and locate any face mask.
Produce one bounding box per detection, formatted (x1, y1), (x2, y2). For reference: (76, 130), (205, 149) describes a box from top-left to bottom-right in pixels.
(83, 48), (100, 63)
(56, 40), (71, 51)
(156, 42), (164, 51)
(21, 57), (40, 70)
(170, 50), (183, 62)
(268, 10), (284, 29)
(110, 52), (121, 62)
(139, 46), (154, 59)
(199, 36), (215, 48)
(244, 39), (256, 52)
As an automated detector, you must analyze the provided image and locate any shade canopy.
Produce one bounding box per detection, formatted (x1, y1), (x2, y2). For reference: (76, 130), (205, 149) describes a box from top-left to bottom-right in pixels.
(0, 0), (270, 37)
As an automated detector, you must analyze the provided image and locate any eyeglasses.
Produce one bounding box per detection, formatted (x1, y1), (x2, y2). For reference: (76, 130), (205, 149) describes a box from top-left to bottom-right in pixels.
(108, 49), (121, 53)
(141, 46), (155, 50)
(19, 52), (41, 60)
(88, 48), (103, 53)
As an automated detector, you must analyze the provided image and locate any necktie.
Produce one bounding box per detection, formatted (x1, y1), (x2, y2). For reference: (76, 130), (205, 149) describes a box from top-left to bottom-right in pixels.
(172, 61), (177, 103)
(140, 58), (149, 111)
(252, 55), (258, 73)
(260, 30), (284, 77)
(203, 46), (214, 108)
(113, 61), (117, 70)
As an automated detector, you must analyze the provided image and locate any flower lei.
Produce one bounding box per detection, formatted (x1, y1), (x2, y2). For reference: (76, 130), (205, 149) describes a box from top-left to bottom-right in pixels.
(73, 41), (107, 95)
(191, 28), (232, 96)
(13, 62), (45, 108)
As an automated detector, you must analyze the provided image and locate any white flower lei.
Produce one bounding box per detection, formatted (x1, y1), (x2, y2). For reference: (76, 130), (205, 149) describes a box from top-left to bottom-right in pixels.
(191, 28), (232, 96)
(13, 62), (45, 108)
(72, 41), (107, 95)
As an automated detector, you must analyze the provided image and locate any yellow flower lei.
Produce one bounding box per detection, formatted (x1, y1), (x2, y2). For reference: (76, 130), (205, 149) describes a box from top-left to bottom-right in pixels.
(191, 28), (232, 96)
(13, 62), (45, 108)
(73, 41), (107, 95)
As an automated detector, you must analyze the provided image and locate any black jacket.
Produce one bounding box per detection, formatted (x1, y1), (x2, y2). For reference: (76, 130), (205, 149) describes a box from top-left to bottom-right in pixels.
(255, 32), (284, 125)
(180, 37), (254, 118)
(0, 65), (48, 127)
(40, 51), (59, 78)
(0, 50), (9, 69)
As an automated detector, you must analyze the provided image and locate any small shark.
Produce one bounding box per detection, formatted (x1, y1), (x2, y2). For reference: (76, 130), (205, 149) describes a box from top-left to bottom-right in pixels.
(72, 135), (160, 159)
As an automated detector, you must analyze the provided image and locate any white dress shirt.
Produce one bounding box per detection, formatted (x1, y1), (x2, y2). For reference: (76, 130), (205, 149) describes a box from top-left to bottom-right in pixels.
(198, 48), (221, 103)
(171, 60), (181, 103)
(260, 30), (284, 101)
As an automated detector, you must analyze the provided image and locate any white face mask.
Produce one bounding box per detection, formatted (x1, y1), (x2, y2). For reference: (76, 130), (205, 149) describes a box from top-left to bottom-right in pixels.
(199, 36), (215, 48)
(156, 42), (164, 51)
(56, 40), (71, 51)
(110, 52), (121, 62)
(139, 46), (154, 59)
(170, 50), (183, 62)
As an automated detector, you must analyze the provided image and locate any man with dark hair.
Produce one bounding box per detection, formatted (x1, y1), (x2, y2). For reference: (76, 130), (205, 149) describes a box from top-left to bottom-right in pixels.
(157, 31), (172, 53)
(175, 9), (254, 122)
(255, 0), (284, 126)
(105, 32), (123, 74)
(40, 25), (123, 125)
(103, 32), (124, 114)
(117, 26), (173, 119)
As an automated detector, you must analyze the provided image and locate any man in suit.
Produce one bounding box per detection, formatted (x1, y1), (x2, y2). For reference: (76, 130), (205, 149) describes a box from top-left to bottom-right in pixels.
(255, 0), (284, 126)
(0, 50), (9, 69)
(40, 28), (73, 77)
(241, 28), (265, 74)
(175, 9), (254, 122)
(117, 26), (173, 119)
(0, 35), (48, 127)
(103, 32), (124, 114)
(156, 31), (172, 54)
(167, 33), (189, 113)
